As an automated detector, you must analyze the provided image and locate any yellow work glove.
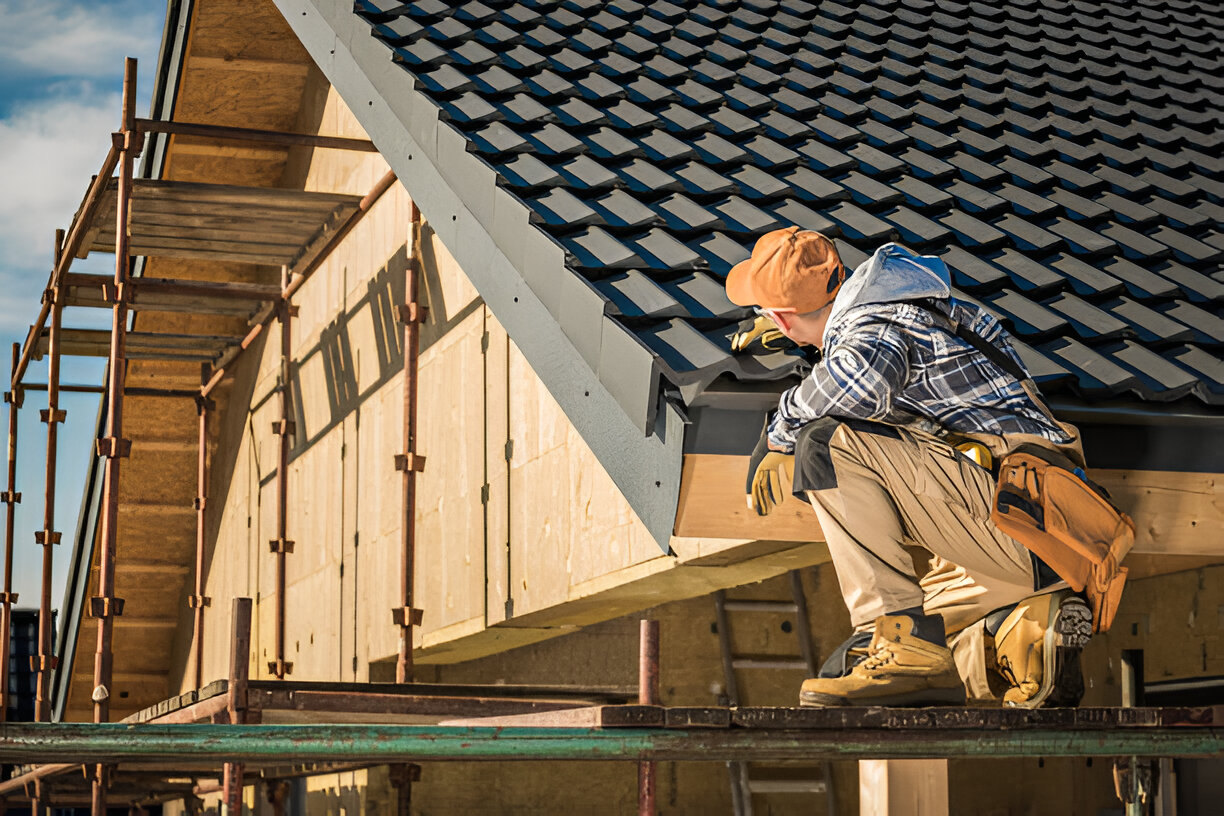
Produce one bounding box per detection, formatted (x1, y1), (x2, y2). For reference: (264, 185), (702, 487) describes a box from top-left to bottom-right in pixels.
(748, 451), (794, 516)
(731, 315), (790, 352)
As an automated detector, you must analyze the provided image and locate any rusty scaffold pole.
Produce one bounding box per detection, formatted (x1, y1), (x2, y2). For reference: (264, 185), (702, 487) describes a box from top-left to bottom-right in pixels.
(389, 200), (427, 816)
(35, 229), (68, 723)
(190, 368), (213, 692)
(0, 343), (22, 723)
(92, 56), (141, 816)
(269, 266), (296, 680)
(638, 620), (660, 816)
(394, 200), (426, 685)
(223, 598), (252, 814)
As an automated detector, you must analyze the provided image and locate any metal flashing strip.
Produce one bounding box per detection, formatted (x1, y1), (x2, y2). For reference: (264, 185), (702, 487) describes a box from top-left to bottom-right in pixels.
(273, 0), (684, 548)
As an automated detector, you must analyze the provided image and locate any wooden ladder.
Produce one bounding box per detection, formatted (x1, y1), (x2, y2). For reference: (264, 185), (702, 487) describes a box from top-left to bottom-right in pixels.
(714, 569), (838, 816)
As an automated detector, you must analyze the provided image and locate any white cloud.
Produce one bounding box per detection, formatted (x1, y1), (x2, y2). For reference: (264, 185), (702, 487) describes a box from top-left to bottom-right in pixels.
(0, 95), (119, 325)
(0, 0), (160, 80)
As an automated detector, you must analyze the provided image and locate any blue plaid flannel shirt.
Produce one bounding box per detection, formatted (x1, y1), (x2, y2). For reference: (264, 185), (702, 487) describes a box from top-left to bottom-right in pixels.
(767, 298), (1074, 453)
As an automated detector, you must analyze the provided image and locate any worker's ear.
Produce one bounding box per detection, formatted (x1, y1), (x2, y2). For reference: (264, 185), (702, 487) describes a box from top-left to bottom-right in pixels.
(766, 308), (796, 333)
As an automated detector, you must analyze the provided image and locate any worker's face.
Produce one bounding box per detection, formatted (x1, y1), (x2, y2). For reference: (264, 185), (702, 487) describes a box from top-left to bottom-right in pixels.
(763, 304), (833, 348)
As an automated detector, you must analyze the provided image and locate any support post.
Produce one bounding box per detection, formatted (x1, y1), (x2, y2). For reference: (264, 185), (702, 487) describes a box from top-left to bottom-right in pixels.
(191, 371), (213, 692)
(389, 764), (422, 816)
(92, 55), (140, 816)
(638, 619), (659, 816)
(269, 269), (295, 680)
(393, 201), (425, 684)
(1116, 650), (1154, 816)
(35, 234), (67, 723)
(0, 344), (23, 724)
(224, 598), (252, 815)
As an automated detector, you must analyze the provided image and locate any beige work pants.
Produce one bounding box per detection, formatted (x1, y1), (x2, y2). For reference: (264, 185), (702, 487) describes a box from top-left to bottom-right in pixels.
(805, 423), (1037, 636)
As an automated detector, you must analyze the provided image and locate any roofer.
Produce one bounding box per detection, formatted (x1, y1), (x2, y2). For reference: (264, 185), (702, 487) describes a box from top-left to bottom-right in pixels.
(725, 227), (1129, 708)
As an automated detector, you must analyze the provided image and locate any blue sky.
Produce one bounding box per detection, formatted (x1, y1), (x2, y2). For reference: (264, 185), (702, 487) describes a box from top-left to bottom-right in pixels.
(0, 0), (164, 615)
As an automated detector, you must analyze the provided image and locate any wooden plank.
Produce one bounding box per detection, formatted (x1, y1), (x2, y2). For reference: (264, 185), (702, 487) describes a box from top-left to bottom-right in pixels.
(249, 691), (638, 726)
(665, 707), (732, 729)
(675, 454), (822, 541)
(129, 178), (360, 209)
(439, 705), (664, 729)
(63, 273), (280, 302)
(96, 198), (348, 232)
(126, 224), (321, 249)
(729, 706), (1218, 730)
(243, 680), (634, 702)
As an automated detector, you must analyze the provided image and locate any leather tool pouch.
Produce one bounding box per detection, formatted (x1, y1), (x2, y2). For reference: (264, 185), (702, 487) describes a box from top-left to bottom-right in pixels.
(916, 300), (1135, 634)
(991, 443), (1134, 633)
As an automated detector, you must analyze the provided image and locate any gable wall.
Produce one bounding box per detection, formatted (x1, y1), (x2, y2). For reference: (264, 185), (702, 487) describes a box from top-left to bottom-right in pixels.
(181, 84), (821, 690)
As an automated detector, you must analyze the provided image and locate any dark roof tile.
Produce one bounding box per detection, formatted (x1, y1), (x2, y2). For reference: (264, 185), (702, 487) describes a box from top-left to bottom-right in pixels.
(564, 227), (644, 270)
(631, 228), (707, 271)
(1043, 292), (1132, 341)
(988, 290), (1071, 340)
(1169, 346), (1224, 404)
(659, 272), (747, 319)
(1039, 337), (1142, 397)
(1107, 341), (1199, 400)
(944, 246), (1010, 291)
(589, 189), (660, 230)
(368, 0), (1224, 423)
(1104, 297), (1196, 345)
(882, 206), (953, 248)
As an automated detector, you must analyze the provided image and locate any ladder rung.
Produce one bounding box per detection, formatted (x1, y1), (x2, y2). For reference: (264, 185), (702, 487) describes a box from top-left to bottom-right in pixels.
(722, 600), (799, 613)
(747, 779), (828, 795)
(731, 657), (809, 671)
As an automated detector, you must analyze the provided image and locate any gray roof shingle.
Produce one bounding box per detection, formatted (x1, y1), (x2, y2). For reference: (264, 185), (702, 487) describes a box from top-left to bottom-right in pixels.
(356, 0), (1224, 415)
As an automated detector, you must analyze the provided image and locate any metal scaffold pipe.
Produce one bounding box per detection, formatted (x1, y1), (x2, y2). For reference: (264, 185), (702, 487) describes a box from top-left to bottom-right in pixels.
(0, 343), (21, 723)
(638, 620), (659, 816)
(269, 267), (295, 680)
(91, 55), (140, 816)
(191, 370), (213, 692)
(35, 230), (67, 724)
(394, 200), (425, 685)
(0, 722), (1219, 764)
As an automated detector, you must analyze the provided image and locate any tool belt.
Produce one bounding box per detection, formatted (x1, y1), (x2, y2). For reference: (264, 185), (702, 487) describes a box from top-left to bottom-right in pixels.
(921, 302), (1134, 633)
(990, 443), (1133, 633)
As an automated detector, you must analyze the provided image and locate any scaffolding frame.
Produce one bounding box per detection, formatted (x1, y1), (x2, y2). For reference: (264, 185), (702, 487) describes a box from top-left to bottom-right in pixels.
(0, 57), (425, 815)
(0, 56), (1219, 816)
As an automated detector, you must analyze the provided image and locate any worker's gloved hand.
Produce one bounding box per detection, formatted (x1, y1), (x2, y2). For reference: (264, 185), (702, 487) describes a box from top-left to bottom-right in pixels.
(747, 451), (794, 516)
(731, 314), (793, 353)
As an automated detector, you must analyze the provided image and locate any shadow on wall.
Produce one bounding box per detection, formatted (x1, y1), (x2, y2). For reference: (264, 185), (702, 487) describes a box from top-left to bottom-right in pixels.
(248, 228), (484, 477)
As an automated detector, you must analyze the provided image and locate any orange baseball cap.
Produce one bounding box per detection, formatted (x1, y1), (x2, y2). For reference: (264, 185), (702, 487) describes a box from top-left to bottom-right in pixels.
(725, 227), (845, 313)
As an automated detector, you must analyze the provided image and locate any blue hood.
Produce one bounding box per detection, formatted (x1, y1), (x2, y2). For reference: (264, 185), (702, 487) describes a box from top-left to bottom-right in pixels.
(827, 243), (952, 330)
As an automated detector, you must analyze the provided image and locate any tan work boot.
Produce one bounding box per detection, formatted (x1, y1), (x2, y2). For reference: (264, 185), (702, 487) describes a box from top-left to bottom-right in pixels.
(994, 590), (1092, 708)
(799, 615), (966, 707)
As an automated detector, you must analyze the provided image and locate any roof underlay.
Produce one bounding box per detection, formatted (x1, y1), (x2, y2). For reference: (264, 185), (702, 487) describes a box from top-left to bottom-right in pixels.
(289, 0), (1222, 439)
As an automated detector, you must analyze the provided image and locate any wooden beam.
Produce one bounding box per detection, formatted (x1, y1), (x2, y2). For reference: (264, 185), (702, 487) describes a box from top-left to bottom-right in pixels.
(1090, 469), (1223, 556)
(675, 454), (821, 541)
(678, 455), (1224, 559)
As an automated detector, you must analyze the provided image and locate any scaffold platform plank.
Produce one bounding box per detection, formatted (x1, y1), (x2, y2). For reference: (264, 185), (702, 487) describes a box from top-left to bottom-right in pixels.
(77, 179), (362, 266)
(62, 273), (281, 317)
(34, 329), (244, 362)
